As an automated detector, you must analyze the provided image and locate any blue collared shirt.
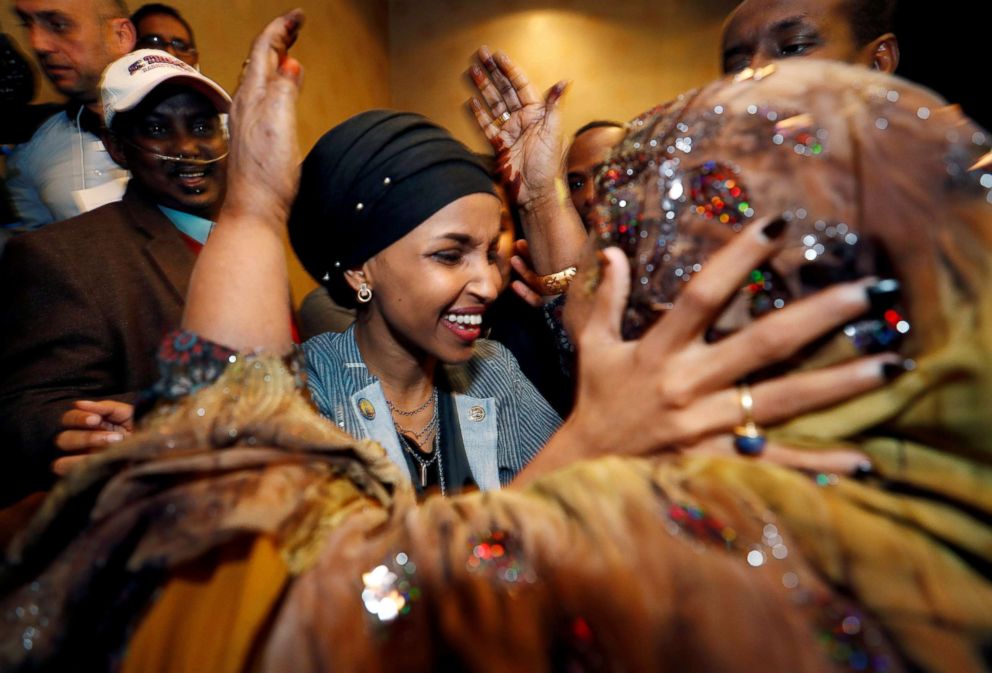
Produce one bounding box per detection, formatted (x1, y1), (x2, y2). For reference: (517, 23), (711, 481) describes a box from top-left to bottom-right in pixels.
(158, 205), (215, 244)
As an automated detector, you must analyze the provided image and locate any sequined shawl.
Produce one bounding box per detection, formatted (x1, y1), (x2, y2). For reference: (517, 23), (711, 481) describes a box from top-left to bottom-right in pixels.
(591, 59), (992, 465)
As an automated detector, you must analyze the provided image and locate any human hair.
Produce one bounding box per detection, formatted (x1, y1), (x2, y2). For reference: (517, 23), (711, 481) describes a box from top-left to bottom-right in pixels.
(130, 2), (195, 43)
(844, 0), (897, 47)
(573, 120), (623, 139)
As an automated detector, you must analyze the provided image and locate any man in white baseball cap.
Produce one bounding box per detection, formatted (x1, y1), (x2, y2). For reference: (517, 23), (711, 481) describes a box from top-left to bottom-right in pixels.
(0, 49), (232, 501)
(101, 48), (229, 127)
(99, 48), (230, 219)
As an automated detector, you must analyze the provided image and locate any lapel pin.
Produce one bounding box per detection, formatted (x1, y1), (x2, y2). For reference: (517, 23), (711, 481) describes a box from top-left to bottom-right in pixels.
(358, 398), (376, 420)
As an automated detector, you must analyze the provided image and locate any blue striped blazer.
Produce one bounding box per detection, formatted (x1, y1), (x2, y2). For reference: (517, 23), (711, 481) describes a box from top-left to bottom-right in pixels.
(303, 325), (562, 489)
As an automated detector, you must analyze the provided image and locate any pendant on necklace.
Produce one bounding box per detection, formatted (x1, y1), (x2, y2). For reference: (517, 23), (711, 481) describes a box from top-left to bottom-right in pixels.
(419, 463), (428, 487)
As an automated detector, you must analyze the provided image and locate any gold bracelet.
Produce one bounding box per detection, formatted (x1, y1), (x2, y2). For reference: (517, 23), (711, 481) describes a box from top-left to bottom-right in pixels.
(538, 266), (577, 295)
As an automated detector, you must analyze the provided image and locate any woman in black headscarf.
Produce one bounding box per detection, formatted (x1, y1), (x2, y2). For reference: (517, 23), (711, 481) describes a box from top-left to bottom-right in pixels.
(287, 109), (562, 495)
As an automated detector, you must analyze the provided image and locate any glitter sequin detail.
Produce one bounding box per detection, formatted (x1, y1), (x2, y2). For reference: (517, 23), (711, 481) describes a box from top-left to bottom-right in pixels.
(361, 552), (419, 623)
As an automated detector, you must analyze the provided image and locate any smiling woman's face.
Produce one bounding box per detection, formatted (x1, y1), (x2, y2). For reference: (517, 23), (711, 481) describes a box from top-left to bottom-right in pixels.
(354, 192), (503, 364)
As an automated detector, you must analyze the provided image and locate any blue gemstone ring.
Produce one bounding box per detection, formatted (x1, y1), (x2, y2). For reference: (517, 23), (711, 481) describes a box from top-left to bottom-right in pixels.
(733, 383), (766, 456)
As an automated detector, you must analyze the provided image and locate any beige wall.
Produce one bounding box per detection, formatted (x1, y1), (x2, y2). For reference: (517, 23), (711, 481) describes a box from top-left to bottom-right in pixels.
(174, 0), (392, 302)
(172, 1), (390, 154)
(389, 0), (739, 151)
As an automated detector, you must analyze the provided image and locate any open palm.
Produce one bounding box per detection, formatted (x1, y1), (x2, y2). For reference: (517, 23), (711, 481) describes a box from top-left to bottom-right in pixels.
(468, 46), (567, 207)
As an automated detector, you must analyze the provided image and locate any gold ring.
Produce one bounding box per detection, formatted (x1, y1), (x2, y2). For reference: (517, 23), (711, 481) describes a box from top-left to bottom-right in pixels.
(537, 266), (577, 296)
(733, 383), (766, 456)
(494, 111), (512, 127)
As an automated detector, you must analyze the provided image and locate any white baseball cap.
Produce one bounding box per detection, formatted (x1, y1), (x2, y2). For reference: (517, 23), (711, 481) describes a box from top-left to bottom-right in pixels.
(100, 49), (231, 128)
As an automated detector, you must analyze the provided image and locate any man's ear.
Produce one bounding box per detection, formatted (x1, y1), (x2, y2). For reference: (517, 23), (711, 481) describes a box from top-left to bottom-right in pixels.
(102, 129), (128, 169)
(866, 33), (900, 73)
(110, 18), (137, 55)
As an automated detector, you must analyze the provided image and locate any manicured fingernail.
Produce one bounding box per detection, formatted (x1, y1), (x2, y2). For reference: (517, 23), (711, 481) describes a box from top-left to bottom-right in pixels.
(759, 216), (787, 241)
(105, 433), (124, 443)
(866, 279), (901, 313)
(85, 415), (100, 427)
(853, 460), (875, 479)
(881, 358), (916, 380)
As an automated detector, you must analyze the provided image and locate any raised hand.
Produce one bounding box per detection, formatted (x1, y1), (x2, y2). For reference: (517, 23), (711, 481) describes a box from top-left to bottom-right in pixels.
(467, 47), (583, 277)
(467, 46), (567, 209)
(225, 9), (305, 225)
(183, 10), (305, 353)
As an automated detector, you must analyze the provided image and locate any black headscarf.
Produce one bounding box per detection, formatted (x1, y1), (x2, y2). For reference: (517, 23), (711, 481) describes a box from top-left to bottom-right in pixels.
(288, 110), (497, 308)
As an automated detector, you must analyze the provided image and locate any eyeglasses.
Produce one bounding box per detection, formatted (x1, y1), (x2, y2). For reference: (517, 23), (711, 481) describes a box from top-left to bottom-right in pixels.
(136, 34), (198, 56)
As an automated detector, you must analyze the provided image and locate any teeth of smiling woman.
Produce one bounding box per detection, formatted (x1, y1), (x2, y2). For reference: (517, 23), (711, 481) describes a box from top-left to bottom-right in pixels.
(178, 169), (206, 178)
(444, 313), (482, 326)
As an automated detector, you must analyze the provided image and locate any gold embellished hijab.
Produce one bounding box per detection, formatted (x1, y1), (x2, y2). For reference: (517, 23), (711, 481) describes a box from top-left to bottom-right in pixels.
(592, 59), (992, 465)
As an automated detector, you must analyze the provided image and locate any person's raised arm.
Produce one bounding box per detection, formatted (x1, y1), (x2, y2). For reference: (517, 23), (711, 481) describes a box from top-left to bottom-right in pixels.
(467, 47), (585, 278)
(182, 10), (305, 354)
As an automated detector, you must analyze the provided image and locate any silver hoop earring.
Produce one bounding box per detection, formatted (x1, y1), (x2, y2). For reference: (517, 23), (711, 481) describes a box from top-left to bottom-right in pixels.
(357, 282), (373, 304)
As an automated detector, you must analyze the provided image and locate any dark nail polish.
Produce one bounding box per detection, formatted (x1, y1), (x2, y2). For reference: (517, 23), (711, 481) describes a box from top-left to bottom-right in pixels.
(866, 279), (901, 313)
(852, 460), (875, 480)
(760, 217), (787, 241)
(882, 358), (916, 380)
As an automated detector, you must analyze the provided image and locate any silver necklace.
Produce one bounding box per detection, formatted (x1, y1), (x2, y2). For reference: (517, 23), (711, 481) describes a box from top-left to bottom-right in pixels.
(391, 388), (438, 443)
(392, 389), (445, 493)
(398, 425), (444, 494)
(394, 412), (439, 443)
(387, 388), (437, 416)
